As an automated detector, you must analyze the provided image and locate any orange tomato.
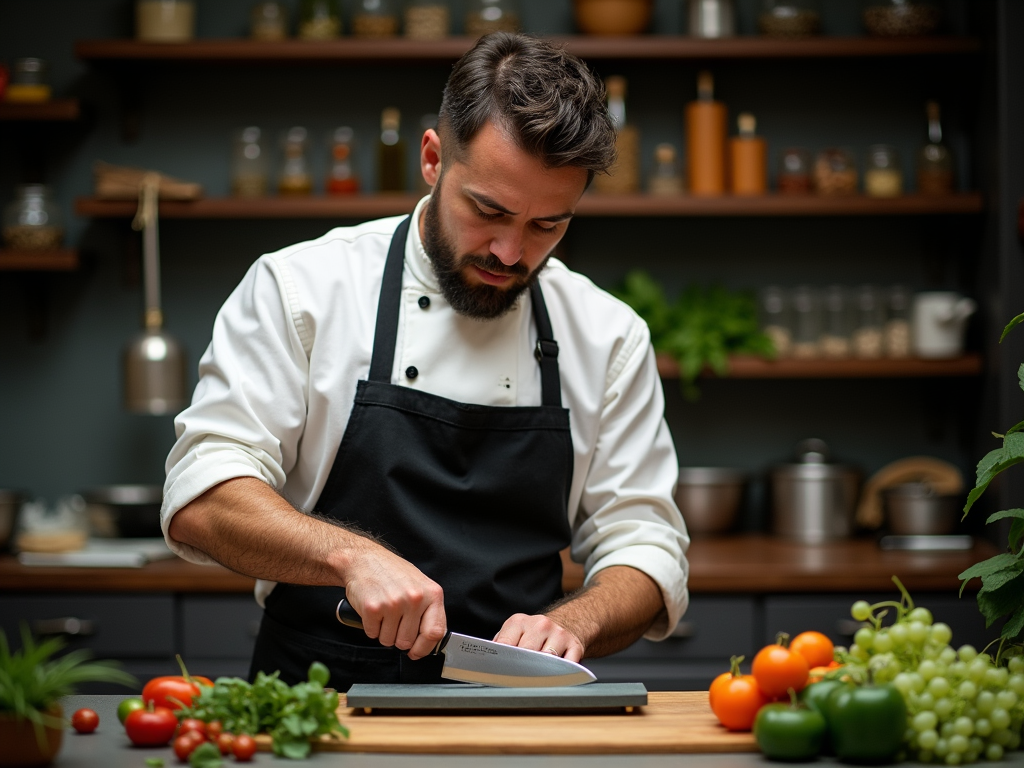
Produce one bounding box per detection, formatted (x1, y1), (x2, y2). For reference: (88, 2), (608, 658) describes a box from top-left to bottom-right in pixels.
(752, 633), (810, 698)
(790, 631), (835, 669)
(709, 655), (769, 731)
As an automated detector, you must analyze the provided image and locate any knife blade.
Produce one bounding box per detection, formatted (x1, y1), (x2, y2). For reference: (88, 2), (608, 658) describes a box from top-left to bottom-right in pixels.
(336, 598), (597, 688)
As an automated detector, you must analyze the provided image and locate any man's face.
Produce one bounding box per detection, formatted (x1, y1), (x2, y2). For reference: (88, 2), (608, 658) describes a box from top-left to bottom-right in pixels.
(420, 121), (588, 320)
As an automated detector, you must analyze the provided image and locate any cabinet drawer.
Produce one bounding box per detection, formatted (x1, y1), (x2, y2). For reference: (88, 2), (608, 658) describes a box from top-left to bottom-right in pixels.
(181, 595), (264, 660)
(764, 593), (999, 651)
(0, 594), (175, 658)
(608, 596), (756, 661)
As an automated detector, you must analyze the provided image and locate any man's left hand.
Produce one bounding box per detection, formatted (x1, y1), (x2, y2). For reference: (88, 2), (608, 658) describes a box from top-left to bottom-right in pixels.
(492, 614), (586, 663)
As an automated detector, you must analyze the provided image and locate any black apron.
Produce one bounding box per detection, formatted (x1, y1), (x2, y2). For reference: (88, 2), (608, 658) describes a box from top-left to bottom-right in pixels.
(250, 216), (574, 689)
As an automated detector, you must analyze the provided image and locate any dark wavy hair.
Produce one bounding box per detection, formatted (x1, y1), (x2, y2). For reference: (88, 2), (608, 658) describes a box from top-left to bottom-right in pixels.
(438, 33), (617, 186)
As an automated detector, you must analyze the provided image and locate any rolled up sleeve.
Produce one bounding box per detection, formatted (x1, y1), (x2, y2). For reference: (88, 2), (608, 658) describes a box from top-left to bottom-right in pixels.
(574, 320), (690, 641)
(162, 256), (310, 564)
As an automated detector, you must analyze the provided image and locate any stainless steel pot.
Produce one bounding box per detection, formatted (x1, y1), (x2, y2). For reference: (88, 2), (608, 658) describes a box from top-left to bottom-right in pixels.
(883, 482), (960, 535)
(0, 490), (26, 552)
(82, 485), (163, 538)
(770, 439), (861, 543)
(674, 467), (746, 536)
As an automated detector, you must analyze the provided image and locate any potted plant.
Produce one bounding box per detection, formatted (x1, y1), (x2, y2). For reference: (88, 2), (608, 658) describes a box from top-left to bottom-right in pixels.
(0, 626), (135, 767)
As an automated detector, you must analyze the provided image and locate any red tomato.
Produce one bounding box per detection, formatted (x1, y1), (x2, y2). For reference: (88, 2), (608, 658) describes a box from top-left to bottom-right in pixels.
(217, 733), (235, 755)
(206, 721), (223, 740)
(752, 635), (810, 698)
(174, 732), (204, 761)
(124, 706), (178, 747)
(142, 675), (212, 711)
(178, 718), (207, 738)
(71, 708), (99, 734)
(233, 734), (257, 762)
(790, 631), (835, 669)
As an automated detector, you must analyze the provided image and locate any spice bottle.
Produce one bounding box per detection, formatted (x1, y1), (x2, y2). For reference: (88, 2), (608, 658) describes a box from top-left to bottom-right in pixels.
(5, 59), (51, 104)
(378, 108), (406, 192)
(648, 144), (683, 196)
(729, 113), (767, 196)
(593, 76), (639, 195)
(465, 0), (519, 37)
(777, 148), (812, 194)
(852, 285), (884, 359)
(231, 127), (269, 198)
(251, 2), (289, 40)
(353, 0), (399, 38)
(864, 144), (903, 197)
(814, 148), (858, 196)
(3, 185), (64, 251)
(820, 286), (851, 359)
(918, 101), (953, 195)
(327, 127), (360, 195)
(760, 286), (792, 358)
(685, 71), (727, 196)
(136, 0), (196, 41)
(299, 0), (342, 38)
(278, 127), (313, 197)
(405, 0), (450, 39)
(884, 285), (911, 358)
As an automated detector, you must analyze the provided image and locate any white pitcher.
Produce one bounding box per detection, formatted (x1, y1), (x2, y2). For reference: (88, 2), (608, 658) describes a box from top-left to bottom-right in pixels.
(912, 292), (977, 358)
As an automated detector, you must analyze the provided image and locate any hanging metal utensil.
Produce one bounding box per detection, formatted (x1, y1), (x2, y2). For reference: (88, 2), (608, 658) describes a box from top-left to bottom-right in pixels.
(123, 173), (187, 415)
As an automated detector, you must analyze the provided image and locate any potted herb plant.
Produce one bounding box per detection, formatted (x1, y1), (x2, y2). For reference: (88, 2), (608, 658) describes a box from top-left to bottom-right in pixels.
(0, 626), (135, 767)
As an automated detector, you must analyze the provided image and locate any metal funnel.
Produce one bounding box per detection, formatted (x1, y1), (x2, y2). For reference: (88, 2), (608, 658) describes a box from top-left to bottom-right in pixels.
(123, 174), (187, 415)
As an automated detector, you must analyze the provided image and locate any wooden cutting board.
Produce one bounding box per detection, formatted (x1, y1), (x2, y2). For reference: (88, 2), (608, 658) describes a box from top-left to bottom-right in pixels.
(256, 691), (758, 755)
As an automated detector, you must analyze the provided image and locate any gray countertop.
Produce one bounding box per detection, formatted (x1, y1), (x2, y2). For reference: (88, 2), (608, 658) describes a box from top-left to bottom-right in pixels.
(56, 695), (1024, 768)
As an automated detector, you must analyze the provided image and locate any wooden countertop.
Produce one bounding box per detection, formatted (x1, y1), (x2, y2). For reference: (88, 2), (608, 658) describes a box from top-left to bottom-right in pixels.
(0, 535), (996, 594)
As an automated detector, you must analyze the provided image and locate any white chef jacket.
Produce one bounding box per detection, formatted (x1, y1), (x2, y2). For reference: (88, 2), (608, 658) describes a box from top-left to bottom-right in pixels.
(162, 196), (690, 641)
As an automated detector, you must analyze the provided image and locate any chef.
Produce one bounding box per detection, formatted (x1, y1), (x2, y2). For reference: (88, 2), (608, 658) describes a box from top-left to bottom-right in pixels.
(163, 32), (689, 689)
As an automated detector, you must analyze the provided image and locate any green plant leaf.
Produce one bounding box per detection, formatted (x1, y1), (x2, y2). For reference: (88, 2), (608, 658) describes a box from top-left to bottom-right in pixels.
(189, 742), (223, 768)
(307, 662), (329, 688)
(1019, 363), (1024, 393)
(964, 432), (1024, 516)
(976, 572), (1024, 627)
(958, 553), (1020, 595)
(1000, 312), (1024, 342)
(280, 739), (311, 759)
(1001, 603), (1024, 640)
(985, 509), (1024, 552)
(978, 562), (1024, 595)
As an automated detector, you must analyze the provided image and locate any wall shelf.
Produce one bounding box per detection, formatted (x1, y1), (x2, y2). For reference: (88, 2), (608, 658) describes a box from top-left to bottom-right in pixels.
(656, 353), (983, 379)
(0, 250), (79, 271)
(0, 100), (81, 122)
(75, 36), (980, 64)
(75, 192), (983, 220)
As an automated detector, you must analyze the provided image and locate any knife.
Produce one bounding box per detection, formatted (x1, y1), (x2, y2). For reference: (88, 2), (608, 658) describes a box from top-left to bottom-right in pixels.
(335, 598), (597, 688)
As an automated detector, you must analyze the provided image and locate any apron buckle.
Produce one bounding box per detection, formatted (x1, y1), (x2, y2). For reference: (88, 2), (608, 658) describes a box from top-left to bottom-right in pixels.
(534, 339), (559, 362)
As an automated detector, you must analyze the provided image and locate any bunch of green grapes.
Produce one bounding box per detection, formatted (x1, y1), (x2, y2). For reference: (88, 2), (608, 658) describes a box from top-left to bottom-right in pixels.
(841, 590), (1024, 765)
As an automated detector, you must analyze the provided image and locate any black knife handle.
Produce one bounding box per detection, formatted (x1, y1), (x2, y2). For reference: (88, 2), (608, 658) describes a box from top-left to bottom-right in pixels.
(335, 598), (451, 655)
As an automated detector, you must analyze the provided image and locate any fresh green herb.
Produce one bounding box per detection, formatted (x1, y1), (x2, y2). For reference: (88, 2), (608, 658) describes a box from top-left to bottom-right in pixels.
(145, 759), (166, 768)
(189, 742), (223, 768)
(960, 310), (1024, 640)
(179, 662), (348, 759)
(614, 271), (775, 400)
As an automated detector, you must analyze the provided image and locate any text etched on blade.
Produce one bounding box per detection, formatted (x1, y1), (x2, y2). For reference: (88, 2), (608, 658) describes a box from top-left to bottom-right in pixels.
(457, 640), (499, 656)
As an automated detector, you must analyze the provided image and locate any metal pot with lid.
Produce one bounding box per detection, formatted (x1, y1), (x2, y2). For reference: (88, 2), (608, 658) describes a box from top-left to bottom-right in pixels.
(770, 438), (861, 543)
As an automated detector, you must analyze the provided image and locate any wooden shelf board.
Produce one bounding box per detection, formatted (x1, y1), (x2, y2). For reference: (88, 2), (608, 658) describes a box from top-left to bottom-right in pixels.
(656, 352), (983, 379)
(0, 99), (80, 121)
(0, 249), (79, 271)
(75, 36), (980, 63)
(75, 192), (983, 220)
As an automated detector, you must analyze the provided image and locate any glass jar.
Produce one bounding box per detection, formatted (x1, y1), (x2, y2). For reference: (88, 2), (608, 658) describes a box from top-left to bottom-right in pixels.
(5, 58), (51, 104)
(231, 127), (269, 198)
(820, 285), (851, 359)
(353, 0), (399, 38)
(687, 0), (735, 38)
(299, 0), (341, 38)
(791, 286), (821, 359)
(251, 2), (288, 40)
(648, 144), (684, 196)
(814, 148), (858, 196)
(278, 127), (313, 196)
(326, 127), (360, 195)
(918, 100), (953, 195)
(465, 0), (519, 37)
(884, 285), (912, 358)
(136, 0), (196, 42)
(405, 0), (450, 39)
(760, 286), (792, 358)
(777, 147), (812, 195)
(3, 185), (64, 251)
(863, 0), (941, 37)
(864, 144), (903, 197)
(758, 0), (821, 37)
(852, 285), (884, 359)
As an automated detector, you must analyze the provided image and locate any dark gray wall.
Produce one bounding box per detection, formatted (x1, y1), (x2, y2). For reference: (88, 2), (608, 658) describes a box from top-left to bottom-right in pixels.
(0, 0), (1001, 533)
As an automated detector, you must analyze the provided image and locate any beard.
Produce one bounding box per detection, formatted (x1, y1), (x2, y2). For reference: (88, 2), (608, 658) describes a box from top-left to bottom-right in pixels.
(422, 182), (547, 320)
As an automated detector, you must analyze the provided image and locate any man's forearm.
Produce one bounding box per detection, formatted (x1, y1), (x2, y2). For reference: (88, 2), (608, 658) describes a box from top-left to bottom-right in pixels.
(545, 565), (665, 658)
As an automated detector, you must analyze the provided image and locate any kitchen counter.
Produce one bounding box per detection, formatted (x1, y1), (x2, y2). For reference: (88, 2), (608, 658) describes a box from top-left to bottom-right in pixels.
(0, 535), (998, 594)
(52, 695), (1024, 767)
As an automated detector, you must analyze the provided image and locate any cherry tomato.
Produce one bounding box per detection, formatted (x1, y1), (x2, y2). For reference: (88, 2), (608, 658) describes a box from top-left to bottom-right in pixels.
(173, 732), (204, 761)
(178, 718), (207, 738)
(71, 708), (99, 734)
(117, 697), (146, 724)
(709, 656), (769, 731)
(752, 633), (810, 698)
(124, 705), (178, 747)
(790, 631), (835, 669)
(217, 732), (235, 755)
(233, 734), (257, 762)
(206, 721), (223, 740)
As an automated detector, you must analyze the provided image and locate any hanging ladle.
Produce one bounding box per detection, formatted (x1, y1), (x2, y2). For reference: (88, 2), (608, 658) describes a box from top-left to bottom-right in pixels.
(123, 173), (187, 415)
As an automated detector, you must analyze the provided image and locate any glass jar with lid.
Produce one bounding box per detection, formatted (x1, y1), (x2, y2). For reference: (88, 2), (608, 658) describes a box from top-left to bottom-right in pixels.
(3, 185), (64, 251)
(884, 285), (912, 358)
(648, 144), (684, 196)
(814, 148), (858, 196)
(465, 0), (519, 37)
(864, 144), (903, 197)
(299, 0), (341, 38)
(863, 0), (941, 37)
(231, 127), (269, 198)
(5, 58), (51, 103)
(251, 2), (288, 40)
(777, 147), (812, 194)
(760, 286), (792, 358)
(820, 285), (851, 359)
(136, 0), (196, 41)
(278, 127), (313, 196)
(852, 285), (884, 359)
(758, 0), (821, 37)
(405, 0), (450, 39)
(353, 0), (399, 37)
(326, 127), (360, 195)
(790, 286), (821, 359)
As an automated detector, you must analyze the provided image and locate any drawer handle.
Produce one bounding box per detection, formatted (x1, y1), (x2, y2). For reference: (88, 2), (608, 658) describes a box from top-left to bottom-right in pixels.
(670, 621), (695, 639)
(31, 617), (96, 637)
(836, 619), (862, 638)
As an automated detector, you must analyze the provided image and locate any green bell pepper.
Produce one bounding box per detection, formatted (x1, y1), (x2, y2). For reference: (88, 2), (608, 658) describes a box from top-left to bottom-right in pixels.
(825, 682), (907, 764)
(754, 690), (826, 762)
(800, 679), (845, 755)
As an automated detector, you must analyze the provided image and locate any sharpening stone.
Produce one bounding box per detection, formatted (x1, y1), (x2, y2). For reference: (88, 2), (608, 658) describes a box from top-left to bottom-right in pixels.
(345, 682), (648, 711)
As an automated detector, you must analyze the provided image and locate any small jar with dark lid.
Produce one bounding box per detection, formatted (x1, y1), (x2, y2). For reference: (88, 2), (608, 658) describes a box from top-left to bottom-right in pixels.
(6, 58), (51, 103)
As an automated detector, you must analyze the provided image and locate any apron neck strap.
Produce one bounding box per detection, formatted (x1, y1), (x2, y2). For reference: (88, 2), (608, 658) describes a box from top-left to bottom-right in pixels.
(369, 215), (563, 408)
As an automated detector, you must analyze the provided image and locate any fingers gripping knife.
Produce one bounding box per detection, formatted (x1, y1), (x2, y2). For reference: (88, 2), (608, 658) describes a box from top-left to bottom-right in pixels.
(335, 598), (596, 688)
